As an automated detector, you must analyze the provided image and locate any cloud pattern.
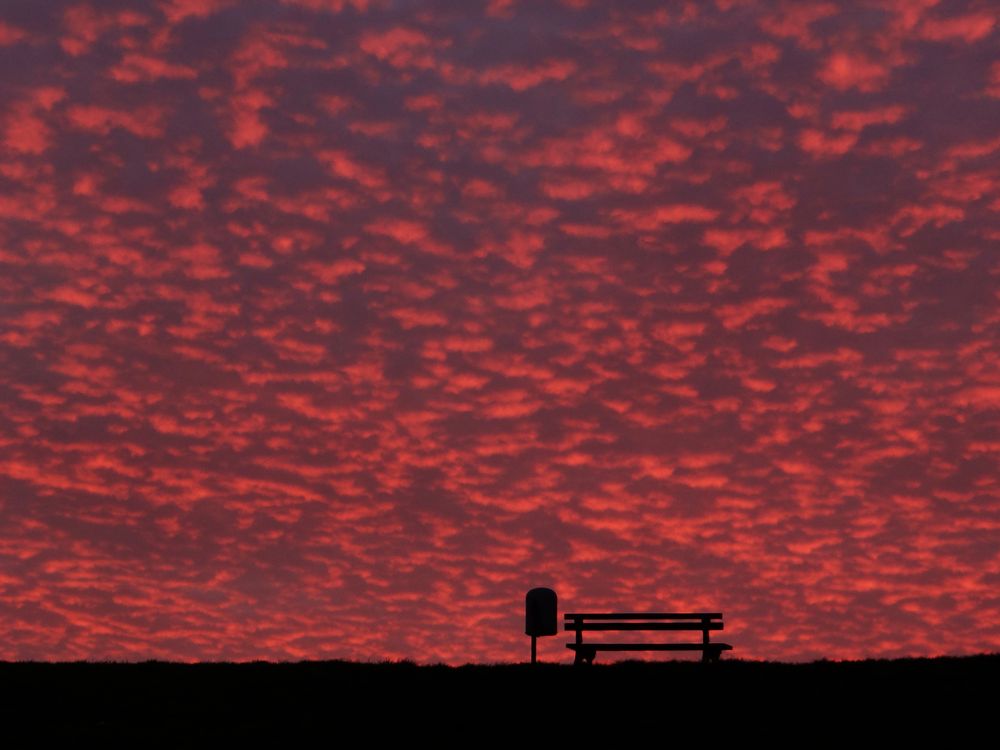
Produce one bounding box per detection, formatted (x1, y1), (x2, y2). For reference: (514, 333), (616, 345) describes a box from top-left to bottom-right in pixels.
(1, 0), (998, 663)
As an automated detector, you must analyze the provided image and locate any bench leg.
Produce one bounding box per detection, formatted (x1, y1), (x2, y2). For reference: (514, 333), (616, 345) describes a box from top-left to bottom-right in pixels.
(573, 647), (597, 666)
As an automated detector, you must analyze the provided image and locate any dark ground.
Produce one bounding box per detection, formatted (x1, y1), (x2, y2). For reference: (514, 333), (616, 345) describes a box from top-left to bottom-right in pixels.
(1, 653), (996, 741)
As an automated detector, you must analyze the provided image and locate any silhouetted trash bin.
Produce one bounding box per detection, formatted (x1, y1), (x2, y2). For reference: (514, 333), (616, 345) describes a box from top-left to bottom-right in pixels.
(525, 587), (558, 664)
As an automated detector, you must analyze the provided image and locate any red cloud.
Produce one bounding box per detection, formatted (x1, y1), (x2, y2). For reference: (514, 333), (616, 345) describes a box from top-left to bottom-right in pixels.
(66, 104), (166, 138)
(703, 227), (788, 255)
(613, 204), (718, 230)
(60, 4), (147, 57)
(5, 108), (51, 155)
(174, 243), (228, 279)
(758, 1), (838, 49)
(319, 149), (387, 190)
(160, 0), (235, 23)
(478, 59), (578, 91)
(305, 258), (366, 283)
(280, 0), (376, 11)
(918, 12), (995, 43)
(359, 26), (440, 69)
(798, 128), (858, 157)
(539, 178), (599, 200)
(716, 297), (791, 329)
(0, 21), (27, 45)
(226, 91), (270, 149)
(818, 51), (893, 92)
(110, 53), (198, 83)
(831, 105), (908, 132)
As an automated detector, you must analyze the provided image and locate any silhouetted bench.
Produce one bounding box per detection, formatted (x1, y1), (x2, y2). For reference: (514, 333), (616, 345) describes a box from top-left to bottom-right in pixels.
(565, 612), (733, 665)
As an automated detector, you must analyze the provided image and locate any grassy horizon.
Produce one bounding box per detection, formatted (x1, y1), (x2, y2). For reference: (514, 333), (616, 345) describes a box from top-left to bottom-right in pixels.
(4, 652), (995, 738)
(4, 650), (998, 666)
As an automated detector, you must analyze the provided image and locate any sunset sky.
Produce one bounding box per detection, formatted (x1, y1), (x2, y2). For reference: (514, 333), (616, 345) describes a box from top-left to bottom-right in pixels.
(1, 0), (998, 664)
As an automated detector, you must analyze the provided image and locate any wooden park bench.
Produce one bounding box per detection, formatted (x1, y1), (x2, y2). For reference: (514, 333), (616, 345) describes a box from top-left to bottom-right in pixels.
(565, 612), (733, 665)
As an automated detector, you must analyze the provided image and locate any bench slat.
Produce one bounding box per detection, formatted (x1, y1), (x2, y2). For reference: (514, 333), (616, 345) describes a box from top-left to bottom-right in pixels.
(567, 643), (733, 651)
(565, 622), (724, 631)
(564, 613), (722, 620)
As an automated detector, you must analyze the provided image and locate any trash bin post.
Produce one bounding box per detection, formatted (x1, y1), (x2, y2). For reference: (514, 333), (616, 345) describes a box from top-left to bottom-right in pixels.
(524, 587), (558, 664)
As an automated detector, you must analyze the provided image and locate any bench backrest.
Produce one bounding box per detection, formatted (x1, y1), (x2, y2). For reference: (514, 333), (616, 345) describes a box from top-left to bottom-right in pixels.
(564, 613), (724, 634)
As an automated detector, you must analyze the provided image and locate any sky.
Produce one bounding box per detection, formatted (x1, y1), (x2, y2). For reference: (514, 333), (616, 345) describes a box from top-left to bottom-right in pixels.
(1, 0), (998, 665)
